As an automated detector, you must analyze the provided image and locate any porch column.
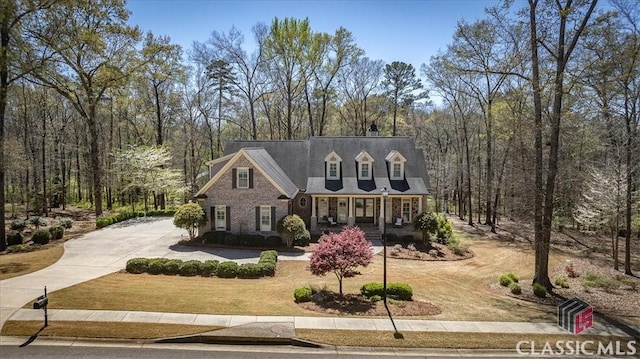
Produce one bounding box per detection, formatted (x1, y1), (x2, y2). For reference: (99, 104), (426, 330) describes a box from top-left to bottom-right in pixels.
(310, 196), (317, 230)
(347, 196), (355, 227)
(419, 196), (423, 214)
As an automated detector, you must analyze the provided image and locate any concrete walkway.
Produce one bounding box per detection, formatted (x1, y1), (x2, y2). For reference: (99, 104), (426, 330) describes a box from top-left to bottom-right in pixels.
(4, 308), (633, 336)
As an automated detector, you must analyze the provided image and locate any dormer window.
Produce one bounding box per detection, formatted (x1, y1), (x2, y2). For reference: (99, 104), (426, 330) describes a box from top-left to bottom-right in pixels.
(324, 151), (342, 180)
(355, 150), (374, 180)
(385, 150), (406, 180)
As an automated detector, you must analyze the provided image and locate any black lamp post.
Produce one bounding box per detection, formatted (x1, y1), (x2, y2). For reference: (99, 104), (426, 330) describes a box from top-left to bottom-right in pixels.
(381, 187), (388, 303)
(381, 187), (402, 339)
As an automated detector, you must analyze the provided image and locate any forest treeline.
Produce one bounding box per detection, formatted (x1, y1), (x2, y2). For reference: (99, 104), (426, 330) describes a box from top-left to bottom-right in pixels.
(0, 0), (638, 285)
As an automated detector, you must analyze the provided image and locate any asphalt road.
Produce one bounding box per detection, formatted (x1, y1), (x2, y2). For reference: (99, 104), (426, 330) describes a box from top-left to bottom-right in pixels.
(0, 343), (519, 358)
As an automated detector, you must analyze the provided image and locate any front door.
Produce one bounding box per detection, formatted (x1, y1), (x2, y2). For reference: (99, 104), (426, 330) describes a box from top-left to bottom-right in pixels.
(355, 198), (374, 223)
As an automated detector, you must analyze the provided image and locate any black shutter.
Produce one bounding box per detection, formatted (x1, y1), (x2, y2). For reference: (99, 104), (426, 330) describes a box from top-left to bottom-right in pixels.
(255, 206), (260, 231)
(231, 168), (237, 188)
(210, 207), (214, 230)
(271, 206), (276, 231)
(225, 206), (231, 230)
(249, 168), (254, 188)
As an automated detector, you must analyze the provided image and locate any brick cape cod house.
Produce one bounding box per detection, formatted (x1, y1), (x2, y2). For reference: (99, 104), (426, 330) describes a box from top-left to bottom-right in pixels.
(194, 135), (429, 237)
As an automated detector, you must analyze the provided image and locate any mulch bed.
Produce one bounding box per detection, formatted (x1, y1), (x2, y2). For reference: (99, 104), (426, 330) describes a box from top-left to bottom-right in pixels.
(492, 258), (640, 317)
(297, 291), (442, 316)
(386, 241), (474, 261)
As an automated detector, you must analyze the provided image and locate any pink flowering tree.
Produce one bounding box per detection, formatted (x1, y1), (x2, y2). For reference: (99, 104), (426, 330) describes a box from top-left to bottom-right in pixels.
(308, 226), (373, 296)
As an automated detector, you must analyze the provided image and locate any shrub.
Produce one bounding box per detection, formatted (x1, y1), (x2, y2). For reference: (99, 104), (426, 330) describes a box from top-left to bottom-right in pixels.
(31, 229), (51, 245)
(201, 260), (219, 277)
(506, 272), (519, 283)
(258, 262), (276, 276)
(10, 219), (27, 232)
(126, 258), (150, 274)
(29, 216), (47, 230)
(428, 249), (440, 257)
(223, 233), (238, 246)
(401, 234), (415, 244)
(6, 230), (24, 246)
(162, 259), (183, 275)
(96, 217), (113, 229)
(265, 235), (282, 247)
(58, 217), (74, 229)
(554, 276), (569, 288)
(565, 263), (579, 278)
(200, 231), (227, 244)
(148, 258), (170, 275)
(294, 230), (311, 247)
(48, 226), (64, 240)
(277, 214), (308, 247)
(386, 233), (400, 243)
(294, 287), (312, 303)
(413, 212), (452, 243)
(532, 283), (547, 298)
(369, 295), (382, 302)
(509, 282), (522, 295)
(581, 272), (620, 292)
(238, 263), (262, 278)
(173, 203), (207, 241)
(447, 237), (468, 255)
(499, 274), (512, 287)
(179, 260), (203, 276)
(360, 282), (413, 301)
(260, 250), (278, 263)
(217, 261), (239, 278)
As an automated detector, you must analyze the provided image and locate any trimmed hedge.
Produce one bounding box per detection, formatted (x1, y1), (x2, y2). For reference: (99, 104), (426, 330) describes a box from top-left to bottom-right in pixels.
(124, 250), (278, 279)
(216, 261), (239, 278)
(197, 231), (283, 248)
(201, 260), (219, 277)
(126, 258), (150, 274)
(360, 282), (413, 301)
(178, 260), (203, 276)
(31, 230), (52, 245)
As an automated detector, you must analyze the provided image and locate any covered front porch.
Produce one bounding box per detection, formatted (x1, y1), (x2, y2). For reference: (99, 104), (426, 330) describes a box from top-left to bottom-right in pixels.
(309, 194), (424, 232)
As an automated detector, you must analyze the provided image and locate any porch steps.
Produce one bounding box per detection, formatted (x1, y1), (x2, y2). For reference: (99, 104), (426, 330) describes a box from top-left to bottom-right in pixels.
(363, 230), (381, 242)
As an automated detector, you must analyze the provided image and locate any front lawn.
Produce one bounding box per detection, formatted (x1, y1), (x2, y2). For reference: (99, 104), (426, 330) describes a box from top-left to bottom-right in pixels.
(32, 238), (567, 322)
(0, 246), (64, 280)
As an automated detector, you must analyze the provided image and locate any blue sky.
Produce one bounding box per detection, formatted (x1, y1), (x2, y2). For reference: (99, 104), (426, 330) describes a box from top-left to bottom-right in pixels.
(126, 0), (505, 70)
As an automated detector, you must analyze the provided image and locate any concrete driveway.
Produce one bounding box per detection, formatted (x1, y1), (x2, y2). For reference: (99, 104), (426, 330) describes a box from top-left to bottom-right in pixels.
(0, 217), (266, 330)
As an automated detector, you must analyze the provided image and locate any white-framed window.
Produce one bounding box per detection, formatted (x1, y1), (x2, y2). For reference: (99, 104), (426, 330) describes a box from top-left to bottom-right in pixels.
(402, 198), (411, 222)
(361, 162), (371, 180)
(393, 163), (402, 179)
(215, 205), (226, 231)
(329, 162), (338, 178)
(325, 152), (342, 180)
(237, 167), (249, 188)
(260, 205), (271, 231)
(355, 151), (373, 180)
(386, 151), (406, 180)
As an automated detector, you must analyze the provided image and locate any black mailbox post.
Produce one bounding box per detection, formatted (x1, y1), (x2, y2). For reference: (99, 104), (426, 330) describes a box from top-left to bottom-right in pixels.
(32, 286), (48, 327)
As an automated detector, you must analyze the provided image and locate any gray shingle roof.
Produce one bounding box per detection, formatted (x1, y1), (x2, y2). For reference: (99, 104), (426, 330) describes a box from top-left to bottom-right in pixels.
(224, 136), (429, 195)
(242, 148), (299, 198)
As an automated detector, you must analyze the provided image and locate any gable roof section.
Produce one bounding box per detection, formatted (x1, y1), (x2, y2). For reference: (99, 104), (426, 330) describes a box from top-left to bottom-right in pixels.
(196, 148), (298, 199)
(225, 140), (310, 188)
